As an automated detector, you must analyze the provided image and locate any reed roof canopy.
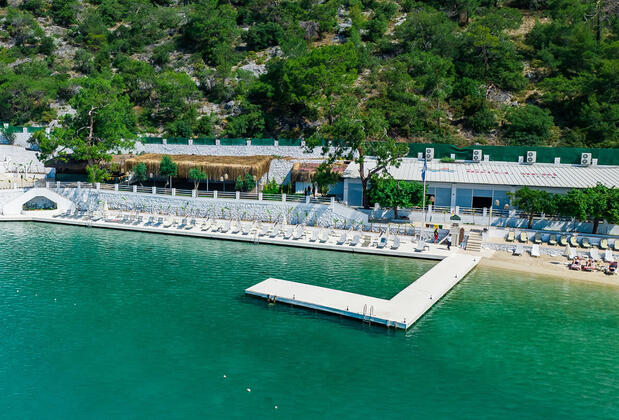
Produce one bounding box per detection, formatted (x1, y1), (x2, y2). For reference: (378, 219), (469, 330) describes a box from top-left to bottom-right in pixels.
(290, 161), (349, 183)
(116, 154), (273, 180)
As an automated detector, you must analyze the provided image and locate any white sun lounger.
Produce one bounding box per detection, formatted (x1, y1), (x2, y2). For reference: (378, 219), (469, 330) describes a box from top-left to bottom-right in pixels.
(163, 217), (174, 228)
(414, 240), (427, 252)
(293, 225), (304, 240)
(231, 220), (241, 234)
(513, 244), (524, 256)
(201, 219), (212, 231)
(590, 248), (600, 261)
(185, 219), (196, 230)
(283, 226), (294, 239)
(530, 244), (540, 257)
(220, 220), (231, 233)
(337, 232), (347, 245)
(349, 233), (361, 246)
(319, 230), (329, 243)
(270, 225), (280, 238)
(391, 236), (401, 250)
(310, 228), (319, 242)
(604, 249), (614, 262)
(259, 224), (269, 236)
(242, 222), (252, 235)
(377, 235), (387, 249)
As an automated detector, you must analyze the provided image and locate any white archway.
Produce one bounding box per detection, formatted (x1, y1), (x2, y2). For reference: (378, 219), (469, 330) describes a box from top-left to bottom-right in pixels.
(1, 188), (75, 216)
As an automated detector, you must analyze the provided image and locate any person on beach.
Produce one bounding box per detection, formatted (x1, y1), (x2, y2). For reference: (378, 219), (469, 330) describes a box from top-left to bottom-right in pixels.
(434, 228), (439, 243)
(447, 234), (452, 250)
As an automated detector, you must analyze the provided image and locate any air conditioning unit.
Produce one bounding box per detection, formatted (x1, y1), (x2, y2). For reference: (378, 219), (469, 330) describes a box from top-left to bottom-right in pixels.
(581, 153), (592, 166)
(425, 148), (434, 161)
(526, 151), (536, 164)
(472, 149), (482, 163)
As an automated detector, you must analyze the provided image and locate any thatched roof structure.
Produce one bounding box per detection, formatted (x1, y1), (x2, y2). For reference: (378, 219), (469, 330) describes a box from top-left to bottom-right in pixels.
(117, 154), (273, 179)
(290, 161), (349, 183)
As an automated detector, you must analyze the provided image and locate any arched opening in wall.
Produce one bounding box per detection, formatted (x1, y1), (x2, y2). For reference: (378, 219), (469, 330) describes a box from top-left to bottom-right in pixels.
(22, 196), (57, 211)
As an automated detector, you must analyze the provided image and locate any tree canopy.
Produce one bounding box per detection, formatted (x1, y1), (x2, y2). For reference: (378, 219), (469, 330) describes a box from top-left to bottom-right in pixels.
(307, 94), (409, 208)
(0, 0), (614, 147)
(35, 76), (136, 181)
(367, 175), (424, 219)
(509, 184), (619, 233)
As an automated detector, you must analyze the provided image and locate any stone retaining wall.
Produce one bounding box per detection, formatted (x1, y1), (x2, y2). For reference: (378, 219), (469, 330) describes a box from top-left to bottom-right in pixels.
(132, 142), (330, 159)
(56, 188), (368, 228)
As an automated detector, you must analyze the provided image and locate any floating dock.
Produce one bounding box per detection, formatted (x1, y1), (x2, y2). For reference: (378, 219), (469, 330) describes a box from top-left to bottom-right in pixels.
(245, 254), (480, 329)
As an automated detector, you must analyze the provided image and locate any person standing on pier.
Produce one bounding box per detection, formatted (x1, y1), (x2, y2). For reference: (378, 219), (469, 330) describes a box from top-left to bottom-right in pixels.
(447, 234), (452, 250)
(434, 227), (439, 243)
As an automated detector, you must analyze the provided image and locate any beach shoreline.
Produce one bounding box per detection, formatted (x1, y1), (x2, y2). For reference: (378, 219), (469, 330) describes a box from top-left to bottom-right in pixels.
(479, 250), (619, 287)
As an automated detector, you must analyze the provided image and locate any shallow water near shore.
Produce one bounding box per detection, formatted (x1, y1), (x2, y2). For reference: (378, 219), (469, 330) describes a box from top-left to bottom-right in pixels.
(1, 222), (618, 419)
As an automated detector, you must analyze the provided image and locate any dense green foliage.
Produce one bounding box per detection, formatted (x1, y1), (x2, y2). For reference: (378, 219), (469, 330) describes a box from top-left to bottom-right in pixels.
(34, 76), (136, 180)
(0, 0), (615, 147)
(509, 184), (619, 232)
(367, 175), (424, 219)
(313, 162), (340, 195)
(234, 172), (256, 192)
(159, 155), (177, 188)
(132, 162), (147, 185)
(188, 167), (206, 190)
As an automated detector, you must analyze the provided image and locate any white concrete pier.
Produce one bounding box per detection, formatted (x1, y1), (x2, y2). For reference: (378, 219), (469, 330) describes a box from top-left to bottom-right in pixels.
(0, 214), (452, 260)
(245, 253), (480, 329)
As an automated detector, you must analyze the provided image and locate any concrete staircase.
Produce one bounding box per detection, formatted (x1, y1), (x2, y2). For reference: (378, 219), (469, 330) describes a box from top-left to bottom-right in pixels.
(466, 230), (483, 253)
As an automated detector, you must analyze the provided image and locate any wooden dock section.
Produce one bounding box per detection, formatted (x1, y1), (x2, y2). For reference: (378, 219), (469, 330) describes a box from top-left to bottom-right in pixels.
(245, 253), (481, 329)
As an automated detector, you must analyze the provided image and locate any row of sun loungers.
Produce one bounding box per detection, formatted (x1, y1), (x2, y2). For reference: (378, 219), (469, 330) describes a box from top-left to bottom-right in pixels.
(52, 210), (417, 250)
(506, 231), (617, 250)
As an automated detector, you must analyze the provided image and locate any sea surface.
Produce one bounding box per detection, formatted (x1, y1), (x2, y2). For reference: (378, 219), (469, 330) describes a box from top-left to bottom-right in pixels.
(0, 222), (617, 419)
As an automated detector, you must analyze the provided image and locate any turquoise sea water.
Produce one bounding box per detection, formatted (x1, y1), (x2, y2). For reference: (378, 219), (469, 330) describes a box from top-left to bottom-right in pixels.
(0, 222), (617, 419)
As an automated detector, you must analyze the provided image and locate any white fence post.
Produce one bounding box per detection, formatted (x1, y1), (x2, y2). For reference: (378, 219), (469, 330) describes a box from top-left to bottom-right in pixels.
(77, 181), (81, 190)
(56, 181), (60, 190)
(96, 182), (100, 190)
(330, 197), (335, 205)
(282, 193), (286, 202)
(114, 184), (119, 192)
(455, 205), (460, 215)
(258, 192), (263, 201)
(172, 188), (176, 196)
(214, 190), (218, 199)
(152, 186), (156, 194)
(236, 191), (240, 200)
(132, 185), (137, 193)
(45, 181), (50, 188)
(305, 195), (310, 204)
(192, 189), (197, 198)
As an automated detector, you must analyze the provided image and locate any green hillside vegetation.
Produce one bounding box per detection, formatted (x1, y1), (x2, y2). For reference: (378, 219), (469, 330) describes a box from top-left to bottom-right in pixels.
(0, 0), (616, 148)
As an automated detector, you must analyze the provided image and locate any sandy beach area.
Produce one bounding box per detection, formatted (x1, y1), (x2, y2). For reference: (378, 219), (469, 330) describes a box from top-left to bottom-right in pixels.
(479, 250), (619, 287)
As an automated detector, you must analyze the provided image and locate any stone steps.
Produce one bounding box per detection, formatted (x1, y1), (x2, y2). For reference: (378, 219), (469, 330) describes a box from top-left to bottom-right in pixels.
(466, 231), (483, 253)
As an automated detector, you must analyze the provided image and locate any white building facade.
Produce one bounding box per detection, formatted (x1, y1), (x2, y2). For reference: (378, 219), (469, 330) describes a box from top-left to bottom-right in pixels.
(341, 158), (619, 209)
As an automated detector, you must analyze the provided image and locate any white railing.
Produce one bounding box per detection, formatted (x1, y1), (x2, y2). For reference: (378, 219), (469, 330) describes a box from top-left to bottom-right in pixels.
(43, 181), (336, 207)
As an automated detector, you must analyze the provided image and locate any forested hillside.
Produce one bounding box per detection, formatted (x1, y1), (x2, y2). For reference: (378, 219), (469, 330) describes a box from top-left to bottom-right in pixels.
(0, 0), (616, 147)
